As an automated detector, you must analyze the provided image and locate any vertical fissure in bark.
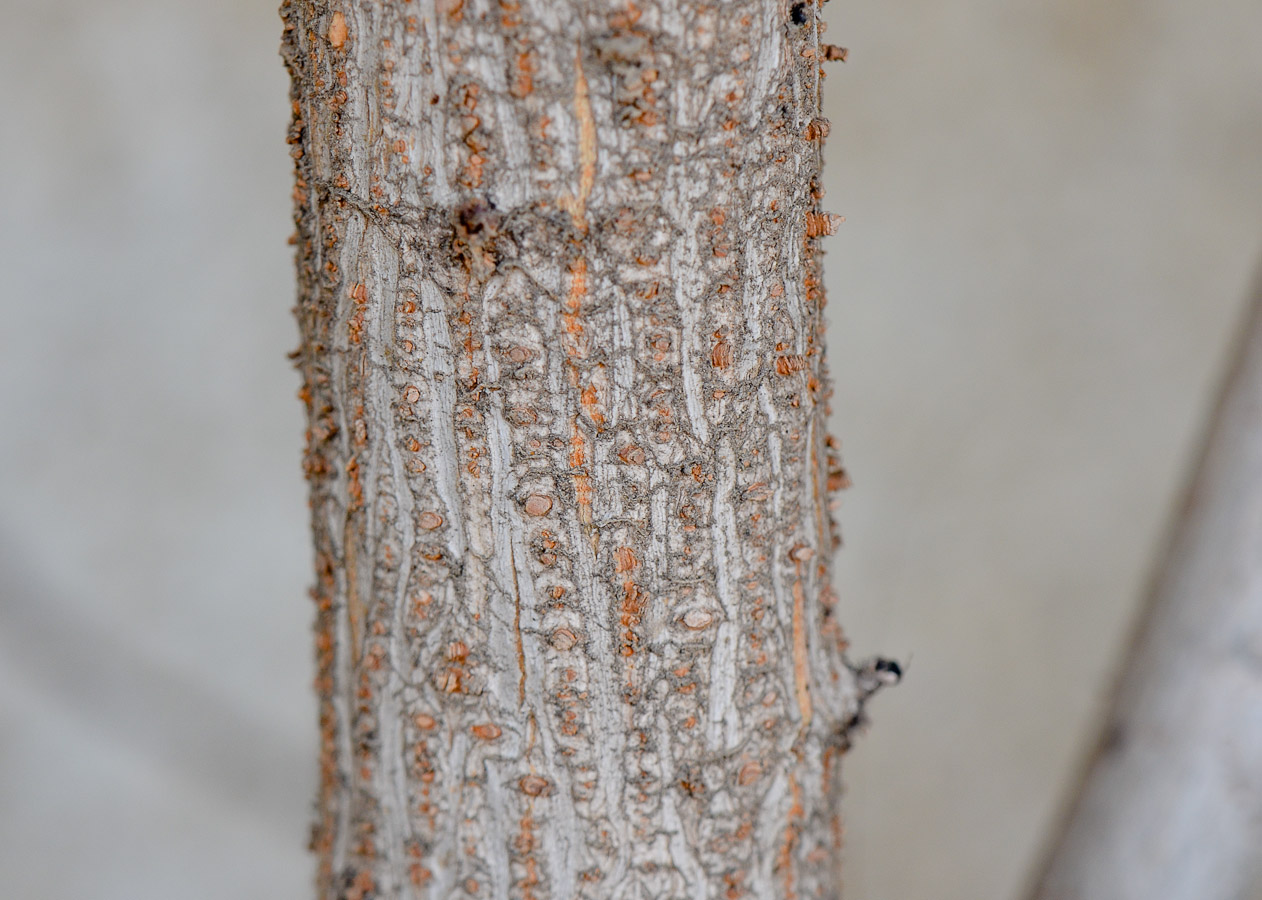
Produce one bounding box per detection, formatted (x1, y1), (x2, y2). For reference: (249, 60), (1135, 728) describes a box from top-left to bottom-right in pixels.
(282, 0), (876, 896)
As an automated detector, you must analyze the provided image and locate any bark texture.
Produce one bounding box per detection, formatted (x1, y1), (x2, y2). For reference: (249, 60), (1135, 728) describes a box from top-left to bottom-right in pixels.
(1028, 288), (1262, 900)
(281, 1), (866, 897)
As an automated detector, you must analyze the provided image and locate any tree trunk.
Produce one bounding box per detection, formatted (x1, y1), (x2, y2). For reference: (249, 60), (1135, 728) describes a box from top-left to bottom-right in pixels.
(1028, 286), (1262, 900)
(281, 1), (867, 896)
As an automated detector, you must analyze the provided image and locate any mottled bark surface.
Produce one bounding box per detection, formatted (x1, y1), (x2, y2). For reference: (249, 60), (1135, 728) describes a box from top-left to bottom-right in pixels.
(281, 0), (867, 896)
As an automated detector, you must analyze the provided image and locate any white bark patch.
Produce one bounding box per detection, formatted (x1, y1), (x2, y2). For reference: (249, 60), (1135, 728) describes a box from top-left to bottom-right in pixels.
(612, 294), (634, 425)
(482, 761), (515, 900)
(419, 278), (466, 562)
(752, 767), (791, 900)
(738, 234), (766, 380)
(672, 213), (711, 445)
(663, 792), (709, 900)
(711, 440), (740, 622)
(418, 4), (453, 205)
(706, 622), (741, 753)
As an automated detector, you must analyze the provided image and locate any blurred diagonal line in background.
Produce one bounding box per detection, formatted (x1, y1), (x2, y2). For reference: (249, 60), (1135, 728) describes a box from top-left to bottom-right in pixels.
(0, 541), (310, 838)
(1026, 264), (1262, 900)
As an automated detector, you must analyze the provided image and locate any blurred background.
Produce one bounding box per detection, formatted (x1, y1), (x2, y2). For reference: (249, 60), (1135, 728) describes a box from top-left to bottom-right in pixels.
(1, 0), (1259, 898)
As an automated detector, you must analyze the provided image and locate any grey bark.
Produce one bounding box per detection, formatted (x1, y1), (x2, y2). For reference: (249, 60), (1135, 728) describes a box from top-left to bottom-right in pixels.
(1028, 288), (1262, 899)
(281, 1), (870, 898)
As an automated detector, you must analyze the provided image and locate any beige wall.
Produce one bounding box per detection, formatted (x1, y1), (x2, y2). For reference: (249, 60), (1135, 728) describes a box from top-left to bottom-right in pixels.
(824, 0), (1262, 896)
(0, 0), (1258, 897)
